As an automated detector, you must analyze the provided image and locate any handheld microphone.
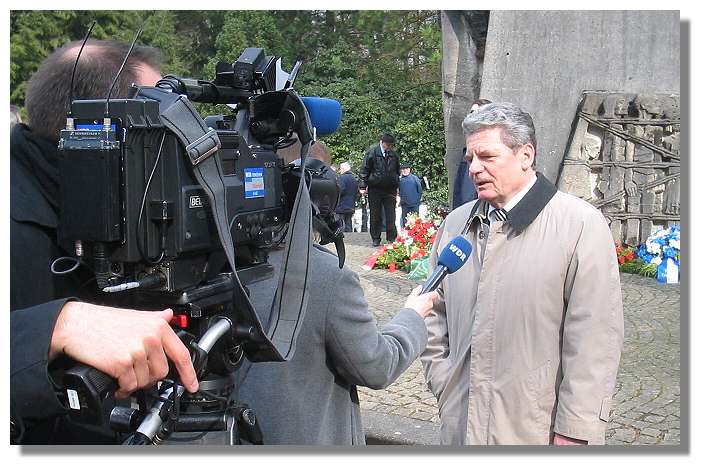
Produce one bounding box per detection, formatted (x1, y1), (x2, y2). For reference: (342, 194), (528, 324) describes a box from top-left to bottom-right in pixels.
(420, 236), (473, 294)
(301, 97), (342, 136)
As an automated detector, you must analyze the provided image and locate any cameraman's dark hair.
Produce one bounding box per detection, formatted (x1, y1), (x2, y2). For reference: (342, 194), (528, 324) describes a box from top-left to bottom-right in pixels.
(380, 133), (395, 144)
(25, 39), (161, 142)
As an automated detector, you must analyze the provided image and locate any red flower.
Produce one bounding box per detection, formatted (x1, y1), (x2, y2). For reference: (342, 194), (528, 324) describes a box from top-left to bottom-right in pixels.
(388, 263), (397, 273)
(618, 256), (626, 265)
(626, 251), (636, 261)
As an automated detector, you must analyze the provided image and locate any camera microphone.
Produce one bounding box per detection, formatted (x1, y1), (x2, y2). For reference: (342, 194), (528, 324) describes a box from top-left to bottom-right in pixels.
(420, 236), (473, 294)
(301, 97), (342, 136)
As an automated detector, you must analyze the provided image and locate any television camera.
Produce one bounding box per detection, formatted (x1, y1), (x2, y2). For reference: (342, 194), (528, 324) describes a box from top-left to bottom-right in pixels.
(55, 46), (344, 444)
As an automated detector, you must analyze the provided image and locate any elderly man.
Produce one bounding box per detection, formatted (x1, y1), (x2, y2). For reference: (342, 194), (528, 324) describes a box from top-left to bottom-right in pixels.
(421, 102), (624, 445)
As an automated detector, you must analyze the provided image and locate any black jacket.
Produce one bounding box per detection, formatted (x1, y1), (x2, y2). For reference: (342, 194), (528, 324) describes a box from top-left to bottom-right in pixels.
(359, 143), (400, 191)
(10, 124), (117, 444)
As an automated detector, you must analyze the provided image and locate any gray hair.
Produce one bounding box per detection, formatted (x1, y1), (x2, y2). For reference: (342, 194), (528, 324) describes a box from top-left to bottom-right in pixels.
(339, 161), (351, 173)
(462, 102), (537, 152)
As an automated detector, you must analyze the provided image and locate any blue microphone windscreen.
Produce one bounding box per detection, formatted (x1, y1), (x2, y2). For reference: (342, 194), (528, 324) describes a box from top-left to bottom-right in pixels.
(437, 236), (473, 273)
(302, 97), (342, 136)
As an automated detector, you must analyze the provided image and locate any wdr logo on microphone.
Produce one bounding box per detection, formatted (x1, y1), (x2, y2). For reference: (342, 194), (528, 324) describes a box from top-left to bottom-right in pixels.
(449, 243), (467, 262)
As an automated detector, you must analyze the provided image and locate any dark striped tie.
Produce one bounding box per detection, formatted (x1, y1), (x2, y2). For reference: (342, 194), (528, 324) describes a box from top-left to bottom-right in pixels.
(491, 208), (508, 222)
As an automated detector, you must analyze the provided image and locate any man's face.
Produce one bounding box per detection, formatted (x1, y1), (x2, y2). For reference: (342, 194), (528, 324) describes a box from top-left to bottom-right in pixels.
(381, 141), (393, 151)
(401, 168), (411, 176)
(466, 127), (535, 208)
(135, 64), (162, 87)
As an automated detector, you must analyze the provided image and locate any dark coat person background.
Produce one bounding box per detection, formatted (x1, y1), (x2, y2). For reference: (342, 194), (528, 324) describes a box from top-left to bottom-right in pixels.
(451, 99), (491, 210)
(398, 161), (423, 228)
(359, 133), (401, 246)
(335, 161), (359, 232)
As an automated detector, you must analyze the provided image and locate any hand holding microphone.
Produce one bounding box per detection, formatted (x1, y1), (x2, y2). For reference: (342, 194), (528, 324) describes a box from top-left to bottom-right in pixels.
(404, 285), (438, 319)
(421, 236), (473, 294)
(405, 236), (473, 318)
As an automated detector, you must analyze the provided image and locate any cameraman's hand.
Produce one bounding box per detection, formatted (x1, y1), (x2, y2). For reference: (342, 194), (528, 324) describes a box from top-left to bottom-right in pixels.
(403, 286), (439, 319)
(50, 301), (199, 398)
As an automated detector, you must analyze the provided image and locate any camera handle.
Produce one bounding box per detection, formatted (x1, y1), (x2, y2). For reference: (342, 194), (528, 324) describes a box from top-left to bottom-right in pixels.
(62, 317), (232, 434)
(121, 318), (236, 445)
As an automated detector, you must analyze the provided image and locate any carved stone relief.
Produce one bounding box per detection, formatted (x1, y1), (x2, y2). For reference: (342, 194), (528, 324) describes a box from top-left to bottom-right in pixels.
(558, 91), (680, 246)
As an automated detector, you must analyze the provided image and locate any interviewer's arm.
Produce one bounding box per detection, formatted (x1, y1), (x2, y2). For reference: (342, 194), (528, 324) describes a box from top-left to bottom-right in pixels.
(324, 267), (436, 390)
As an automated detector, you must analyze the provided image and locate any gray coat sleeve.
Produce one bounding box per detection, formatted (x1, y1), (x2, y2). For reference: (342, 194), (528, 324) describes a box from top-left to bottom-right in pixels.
(324, 266), (428, 390)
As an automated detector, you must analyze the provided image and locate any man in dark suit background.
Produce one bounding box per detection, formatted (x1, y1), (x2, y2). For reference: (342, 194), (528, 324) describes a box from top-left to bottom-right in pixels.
(359, 133), (400, 246)
(335, 161), (359, 232)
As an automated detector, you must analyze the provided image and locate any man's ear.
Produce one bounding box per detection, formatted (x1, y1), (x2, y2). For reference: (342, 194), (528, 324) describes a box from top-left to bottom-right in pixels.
(518, 143), (535, 171)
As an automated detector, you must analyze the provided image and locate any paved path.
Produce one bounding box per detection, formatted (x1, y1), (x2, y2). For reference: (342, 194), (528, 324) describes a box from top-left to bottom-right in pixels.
(341, 231), (681, 445)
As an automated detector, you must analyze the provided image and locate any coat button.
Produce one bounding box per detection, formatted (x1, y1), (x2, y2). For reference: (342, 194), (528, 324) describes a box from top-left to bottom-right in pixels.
(479, 231), (485, 239)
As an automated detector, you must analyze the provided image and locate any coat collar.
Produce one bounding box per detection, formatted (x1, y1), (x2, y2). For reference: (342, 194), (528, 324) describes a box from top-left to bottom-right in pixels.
(10, 124), (61, 228)
(465, 172), (557, 234)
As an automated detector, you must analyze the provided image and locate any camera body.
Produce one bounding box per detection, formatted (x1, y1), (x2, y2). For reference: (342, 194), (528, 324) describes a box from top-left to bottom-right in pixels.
(55, 48), (343, 442)
(58, 99), (286, 293)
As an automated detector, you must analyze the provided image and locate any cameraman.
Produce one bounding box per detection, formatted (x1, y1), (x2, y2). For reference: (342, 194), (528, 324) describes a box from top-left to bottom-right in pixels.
(10, 39), (198, 444)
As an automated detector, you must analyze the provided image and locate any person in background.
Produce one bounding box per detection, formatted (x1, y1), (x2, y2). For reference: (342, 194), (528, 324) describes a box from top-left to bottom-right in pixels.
(359, 133), (401, 246)
(335, 161), (358, 232)
(452, 98), (492, 210)
(398, 161), (423, 229)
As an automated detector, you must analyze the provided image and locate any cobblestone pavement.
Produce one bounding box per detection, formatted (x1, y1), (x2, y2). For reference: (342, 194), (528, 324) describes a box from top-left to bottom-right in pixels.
(341, 231), (681, 445)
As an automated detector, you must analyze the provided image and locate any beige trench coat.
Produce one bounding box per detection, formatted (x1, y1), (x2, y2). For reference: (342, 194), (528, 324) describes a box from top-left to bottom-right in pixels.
(421, 175), (624, 445)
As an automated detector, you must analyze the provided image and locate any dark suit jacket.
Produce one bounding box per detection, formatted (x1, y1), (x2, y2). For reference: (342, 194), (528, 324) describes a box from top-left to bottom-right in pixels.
(359, 144), (400, 191)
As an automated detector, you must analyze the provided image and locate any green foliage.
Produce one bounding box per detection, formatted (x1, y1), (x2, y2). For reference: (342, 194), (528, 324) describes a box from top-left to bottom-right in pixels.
(619, 257), (657, 278)
(10, 10), (449, 203)
(376, 244), (412, 270)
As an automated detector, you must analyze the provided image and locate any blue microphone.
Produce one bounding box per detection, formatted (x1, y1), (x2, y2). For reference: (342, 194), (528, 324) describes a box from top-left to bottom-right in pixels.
(420, 236), (473, 294)
(302, 97), (342, 136)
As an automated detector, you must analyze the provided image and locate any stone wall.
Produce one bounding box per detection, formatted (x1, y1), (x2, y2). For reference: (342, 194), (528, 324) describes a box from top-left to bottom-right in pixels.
(558, 92), (680, 245)
(479, 11), (680, 183)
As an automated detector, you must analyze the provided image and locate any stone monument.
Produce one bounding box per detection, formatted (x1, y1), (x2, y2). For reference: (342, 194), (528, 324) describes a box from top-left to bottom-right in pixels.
(558, 91), (680, 245)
